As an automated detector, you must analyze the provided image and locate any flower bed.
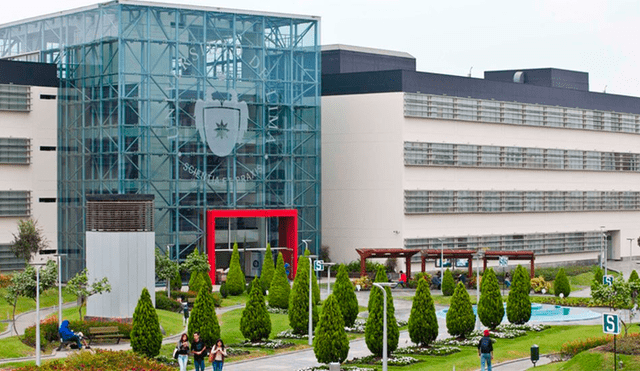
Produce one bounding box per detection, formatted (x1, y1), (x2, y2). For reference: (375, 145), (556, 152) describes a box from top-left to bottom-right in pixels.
(345, 354), (419, 366)
(229, 339), (295, 349)
(394, 345), (460, 356)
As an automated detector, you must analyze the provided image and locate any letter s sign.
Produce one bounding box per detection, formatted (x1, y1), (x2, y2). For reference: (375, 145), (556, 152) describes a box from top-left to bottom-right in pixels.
(603, 313), (620, 335)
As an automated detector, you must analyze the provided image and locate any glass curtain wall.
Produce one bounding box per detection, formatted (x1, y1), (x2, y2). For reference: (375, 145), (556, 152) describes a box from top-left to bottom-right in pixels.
(0, 3), (321, 279)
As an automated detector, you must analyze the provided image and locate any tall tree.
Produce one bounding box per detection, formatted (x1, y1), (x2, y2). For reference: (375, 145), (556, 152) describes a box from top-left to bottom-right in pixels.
(333, 264), (359, 327)
(268, 252), (291, 309)
(131, 288), (163, 357)
(477, 268), (504, 329)
(240, 276), (271, 342)
(10, 219), (48, 263)
(314, 294), (349, 364)
(408, 278), (438, 347)
(260, 244), (275, 293)
(155, 248), (177, 294)
(506, 265), (531, 324)
(226, 243), (246, 295)
(188, 287), (220, 347)
(365, 266), (399, 356)
(66, 269), (111, 320)
(288, 253), (318, 334)
(446, 282), (475, 338)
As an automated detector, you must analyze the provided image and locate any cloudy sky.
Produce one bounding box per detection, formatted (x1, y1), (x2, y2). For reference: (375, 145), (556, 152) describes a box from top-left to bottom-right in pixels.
(2, 0), (638, 97)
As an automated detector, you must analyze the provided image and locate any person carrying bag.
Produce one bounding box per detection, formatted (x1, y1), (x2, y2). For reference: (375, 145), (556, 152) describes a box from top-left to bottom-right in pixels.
(209, 338), (227, 371)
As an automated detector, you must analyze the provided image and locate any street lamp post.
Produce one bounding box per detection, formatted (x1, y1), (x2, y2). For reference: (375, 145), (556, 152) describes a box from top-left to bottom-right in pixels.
(627, 238), (634, 278)
(323, 262), (337, 296)
(475, 251), (482, 331)
(601, 226), (607, 275)
(167, 245), (172, 298)
(34, 263), (46, 367)
(307, 253), (318, 346)
(437, 238), (444, 279)
(53, 254), (66, 330)
(372, 282), (397, 371)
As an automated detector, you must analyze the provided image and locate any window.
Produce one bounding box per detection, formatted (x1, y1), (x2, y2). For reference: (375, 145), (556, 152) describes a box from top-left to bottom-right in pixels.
(0, 191), (31, 216)
(0, 84), (31, 111)
(0, 138), (31, 164)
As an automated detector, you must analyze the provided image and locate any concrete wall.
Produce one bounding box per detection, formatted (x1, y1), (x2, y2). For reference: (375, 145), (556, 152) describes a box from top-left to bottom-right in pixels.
(86, 232), (155, 319)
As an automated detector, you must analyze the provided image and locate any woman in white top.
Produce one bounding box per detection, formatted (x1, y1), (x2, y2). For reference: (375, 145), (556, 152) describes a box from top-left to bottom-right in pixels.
(209, 338), (227, 371)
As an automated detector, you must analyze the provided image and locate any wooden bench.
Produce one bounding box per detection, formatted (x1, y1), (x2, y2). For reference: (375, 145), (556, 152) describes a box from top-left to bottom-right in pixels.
(56, 338), (78, 351)
(88, 326), (123, 345)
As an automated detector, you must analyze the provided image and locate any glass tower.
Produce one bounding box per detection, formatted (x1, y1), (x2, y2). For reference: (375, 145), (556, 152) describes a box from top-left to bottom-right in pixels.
(0, 1), (321, 279)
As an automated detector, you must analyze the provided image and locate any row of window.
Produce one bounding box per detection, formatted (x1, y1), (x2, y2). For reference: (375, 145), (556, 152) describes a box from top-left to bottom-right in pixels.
(0, 137), (31, 164)
(405, 190), (640, 214)
(0, 84), (31, 111)
(405, 231), (602, 256)
(0, 191), (31, 217)
(405, 142), (640, 172)
(405, 93), (640, 134)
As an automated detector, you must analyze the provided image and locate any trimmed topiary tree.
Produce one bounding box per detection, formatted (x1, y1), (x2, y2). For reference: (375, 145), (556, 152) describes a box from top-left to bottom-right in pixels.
(446, 282), (475, 338)
(442, 269), (455, 296)
(628, 270), (639, 283)
(507, 265), (531, 324)
(189, 271), (205, 294)
(171, 265), (182, 291)
(314, 294), (349, 364)
(220, 282), (228, 298)
(408, 277), (438, 347)
(201, 271), (212, 293)
(226, 242), (246, 296)
(477, 268), (504, 330)
(304, 249), (321, 304)
(365, 266), (399, 356)
(333, 264), (359, 327)
(289, 253), (318, 334)
(592, 266), (604, 294)
(240, 276), (271, 342)
(268, 252), (291, 309)
(187, 287), (220, 347)
(261, 244), (275, 294)
(553, 267), (571, 297)
(131, 287), (163, 357)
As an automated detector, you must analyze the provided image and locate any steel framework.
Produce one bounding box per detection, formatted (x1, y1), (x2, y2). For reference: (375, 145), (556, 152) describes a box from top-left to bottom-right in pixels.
(0, 1), (321, 279)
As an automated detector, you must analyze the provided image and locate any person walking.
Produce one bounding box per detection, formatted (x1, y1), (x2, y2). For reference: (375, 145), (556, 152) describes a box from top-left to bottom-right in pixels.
(477, 329), (494, 371)
(209, 338), (227, 371)
(181, 296), (189, 325)
(191, 332), (208, 371)
(175, 333), (190, 371)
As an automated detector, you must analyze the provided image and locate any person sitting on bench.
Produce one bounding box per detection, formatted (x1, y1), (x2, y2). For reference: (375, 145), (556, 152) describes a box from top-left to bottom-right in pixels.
(398, 270), (407, 287)
(59, 320), (90, 349)
(431, 272), (442, 290)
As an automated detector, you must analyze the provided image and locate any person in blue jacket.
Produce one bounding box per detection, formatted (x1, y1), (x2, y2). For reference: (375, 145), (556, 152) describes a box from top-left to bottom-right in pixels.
(59, 320), (89, 349)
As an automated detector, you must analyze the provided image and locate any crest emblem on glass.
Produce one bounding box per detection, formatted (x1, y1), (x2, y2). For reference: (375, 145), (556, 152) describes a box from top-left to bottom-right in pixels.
(195, 90), (248, 157)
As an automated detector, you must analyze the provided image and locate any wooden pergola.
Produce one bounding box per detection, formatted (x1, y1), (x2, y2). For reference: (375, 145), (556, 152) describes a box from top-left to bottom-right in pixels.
(355, 248), (421, 279)
(483, 251), (536, 278)
(420, 249), (477, 278)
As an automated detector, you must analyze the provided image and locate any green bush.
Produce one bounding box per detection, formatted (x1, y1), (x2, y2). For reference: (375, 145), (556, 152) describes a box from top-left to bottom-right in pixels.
(553, 268), (571, 297)
(442, 269), (455, 296)
(288, 253), (318, 334)
(268, 252), (291, 309)
(560, 335), (613, 357)
(332, 264), (359, 327)
(261, 244), (275, 293)
(12, 349), (176, 371)
(220, 282), (228, 298)
(406, 272), (431, 289)
(188, 287), (220, 347)
(171, 266), (182, 291)
(628, 269), (639, 283)
(478, 268), (504, 330)
(155, 292), (182, 312)
(240, 276), (271, 342)
(226, 242), (246, 296)
(314, 294), (349, 364)
(446, 282), (475, 338)
(131, 287), (163, 357)
(365, 267), (399, 356)
(531, 276), (551, 293)
(170, 290), (197, 301)
(535, 265), (593, 281)
(507, 265), (532, 324)
(201, 271), (213, 293)
(211, 292), (222, 307)
(189, 271), (205, 295)
(591, 266), (604, 293)
(343, 260), (387, 274)
(408, 278), (438, 346)
(23, 318), (134, 348)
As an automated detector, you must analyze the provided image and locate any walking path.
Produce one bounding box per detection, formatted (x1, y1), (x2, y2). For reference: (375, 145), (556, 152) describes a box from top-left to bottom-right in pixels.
(1, 259), (638, 369)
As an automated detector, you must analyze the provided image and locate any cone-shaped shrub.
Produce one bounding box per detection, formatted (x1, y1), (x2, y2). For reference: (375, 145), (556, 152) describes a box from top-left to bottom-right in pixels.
(187, 287), (220, 347)
(629, 269), (639, 283)
(591, 266), (604, 294)
(314, 294), (349, 364)
(304, 249), (321, 304)
(507, 265), (531, 324)
(442, 269), (455, 296)
(201, 271), (212, 293)
(477, 268), (504, 329)
(261, 244), (275, 293)
(269, 252), (291, 309)
(227, 243), (246, 295)
(365, 266), (399, 356)
(240, 276), (271, 342)
(171, 265), (182, 291)
(446, 282), (475, 338)
(333, 264), (359, 327)
(553, 268), (571, 297)
(220, 282), (228, 298)
(131, 287), (163, 357)
(408, 278), (438, 346)
(289, 253), (318, 334)
(189, 269), (205, 294)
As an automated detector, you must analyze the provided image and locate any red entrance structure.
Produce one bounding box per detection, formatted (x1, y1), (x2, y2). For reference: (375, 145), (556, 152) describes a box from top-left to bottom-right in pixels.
(206, 209), (298, 285)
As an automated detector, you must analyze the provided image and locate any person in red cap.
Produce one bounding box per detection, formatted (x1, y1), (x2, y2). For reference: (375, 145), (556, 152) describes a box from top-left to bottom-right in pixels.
(477, 329), (494, 371)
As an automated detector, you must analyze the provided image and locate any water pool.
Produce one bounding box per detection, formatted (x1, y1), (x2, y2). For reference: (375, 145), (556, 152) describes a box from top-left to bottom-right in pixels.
(436, 303), (600, 322)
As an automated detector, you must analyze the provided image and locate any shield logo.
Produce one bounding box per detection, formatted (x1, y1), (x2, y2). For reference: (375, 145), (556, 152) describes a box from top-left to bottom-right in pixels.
(195, 90), (248, 157)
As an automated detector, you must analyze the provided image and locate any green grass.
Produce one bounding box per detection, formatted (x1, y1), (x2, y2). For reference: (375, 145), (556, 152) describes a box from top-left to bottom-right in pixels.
(157, 309), (184, 337)
(0, 321), (8, 333)
(0, 336), (33, 359)
(0, 287), (76, 321)
(219, 307), (305, 345)
(531, 350), (640, 370)
(219, 292), (249, 307)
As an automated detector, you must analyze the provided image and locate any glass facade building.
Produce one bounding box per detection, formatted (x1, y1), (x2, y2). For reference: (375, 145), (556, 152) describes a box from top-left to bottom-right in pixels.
(0, 1), (321, 279)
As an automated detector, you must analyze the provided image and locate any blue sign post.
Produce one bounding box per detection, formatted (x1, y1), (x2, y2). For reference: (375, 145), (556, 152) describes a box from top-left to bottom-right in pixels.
(314, 260), (324, 272)
(603, 275), (614, 286)
(603, 313), (620, 371)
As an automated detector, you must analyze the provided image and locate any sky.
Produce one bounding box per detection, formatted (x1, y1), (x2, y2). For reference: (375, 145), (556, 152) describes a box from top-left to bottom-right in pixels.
(1, 0), (639, 97)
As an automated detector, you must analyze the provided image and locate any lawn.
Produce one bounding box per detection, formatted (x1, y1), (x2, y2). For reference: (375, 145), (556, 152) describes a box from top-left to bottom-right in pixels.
(531, 350), (640, 370)
(0, 288), (76, 322)
(219, 292), (249, 307)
